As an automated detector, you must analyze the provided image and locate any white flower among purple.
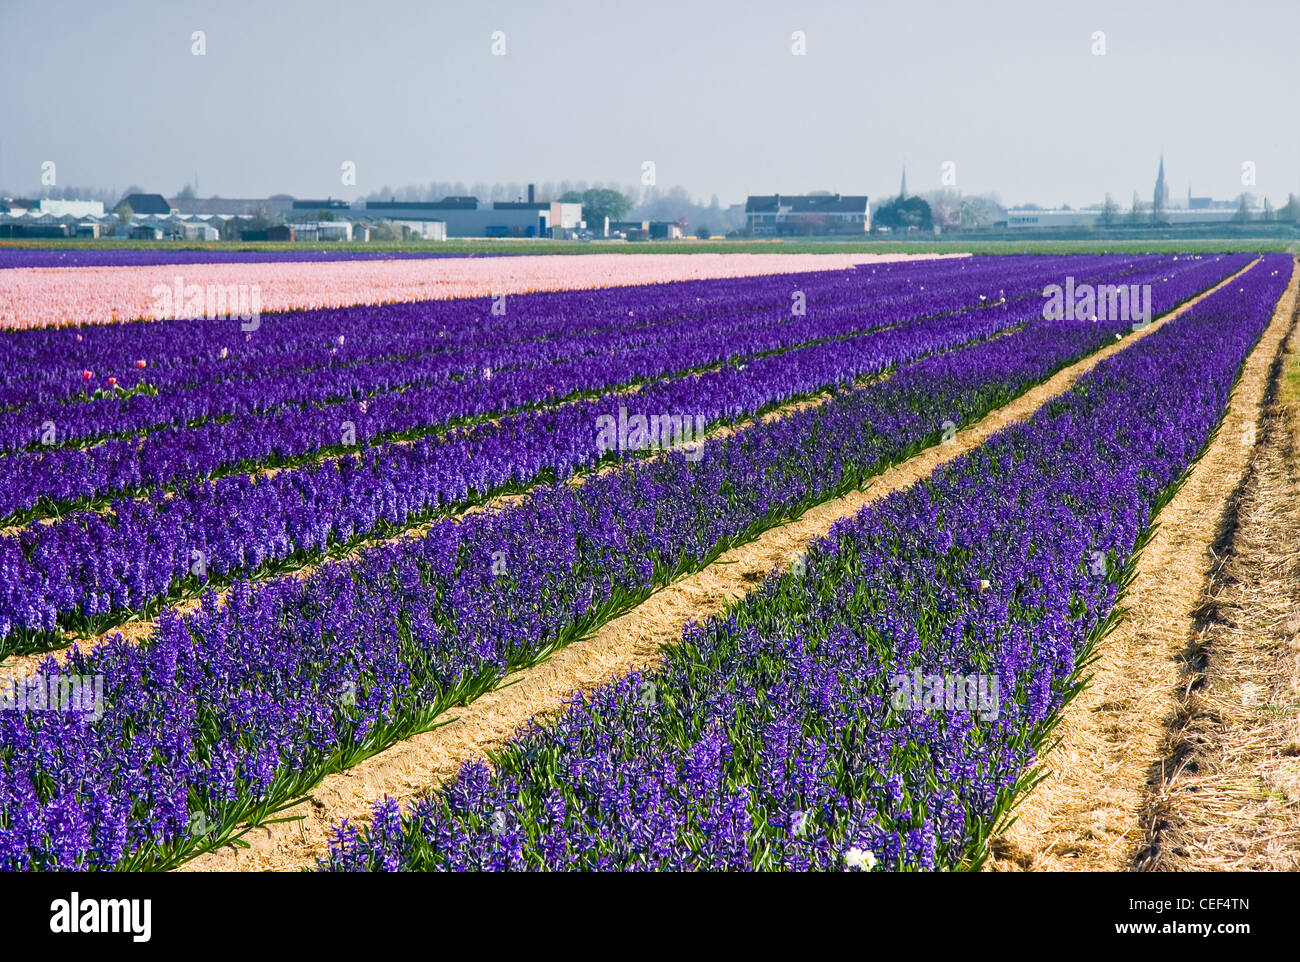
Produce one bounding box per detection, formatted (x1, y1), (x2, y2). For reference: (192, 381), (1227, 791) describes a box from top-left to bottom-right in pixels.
(845, 847), (878, 871)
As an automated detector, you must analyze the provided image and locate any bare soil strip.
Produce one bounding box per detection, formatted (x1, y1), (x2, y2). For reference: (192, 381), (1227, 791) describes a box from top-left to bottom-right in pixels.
(1133, 316), (1300, 871)
(988, 258), (1298, 872)
(181, 260), (1260, 872)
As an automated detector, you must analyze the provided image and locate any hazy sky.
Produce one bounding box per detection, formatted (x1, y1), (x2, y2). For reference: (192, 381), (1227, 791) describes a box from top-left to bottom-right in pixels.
(2, 0), (1297, 207)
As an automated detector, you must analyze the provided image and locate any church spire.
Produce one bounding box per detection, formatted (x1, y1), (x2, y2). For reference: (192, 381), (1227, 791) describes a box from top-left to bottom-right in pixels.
(1153, 154), (1168, 216)
(899, 166), (907, 200)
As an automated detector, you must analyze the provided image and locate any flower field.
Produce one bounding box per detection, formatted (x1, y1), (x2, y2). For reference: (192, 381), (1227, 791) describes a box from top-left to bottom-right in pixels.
(0, 252), (954, 329)
(321, 254), (1294, 871)
(2, 253), (1230, 653)
(0, 250), (1292, 872)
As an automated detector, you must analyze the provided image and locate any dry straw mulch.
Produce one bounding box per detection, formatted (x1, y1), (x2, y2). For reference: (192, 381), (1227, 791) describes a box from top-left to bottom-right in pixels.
(988, 258), (1299, 872)
(1134, 318), (1300, 871)
(181, 260), (1257, 872)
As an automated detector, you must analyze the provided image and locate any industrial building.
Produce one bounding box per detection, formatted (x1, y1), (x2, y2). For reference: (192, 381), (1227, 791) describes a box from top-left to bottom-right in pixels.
(1006, 207), (1244, 229)
(285, 221), (354, 242)
(0, 199), (111, 237)
(0, 182), (594, 242)
(168, 196), (297, 217)
(745, 193), (870, 234)
(362, 185), (582, 238)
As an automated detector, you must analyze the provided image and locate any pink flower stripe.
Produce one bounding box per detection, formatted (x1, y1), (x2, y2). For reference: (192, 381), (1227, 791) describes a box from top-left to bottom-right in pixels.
(0, 252), (963, 329)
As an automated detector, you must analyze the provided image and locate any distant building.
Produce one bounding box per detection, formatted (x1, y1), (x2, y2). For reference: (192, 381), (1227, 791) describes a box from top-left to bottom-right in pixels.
(291, 198), (350, 212)
(365, 198), (550, 238)
(117, 193), (171, 215)
(0, 208), (103, 237)
(492, 185), (583, 237)
(0, 222), (69, 238)
(606, 220), (694, 241)
(648, 221), (684, 240)
(286, 221), (353, 242)
(317, 221), (352, 241)
(1186, 188), (1229, 210)
(169, 196), (295, 217)
(1006, 209), (1098, 228)
(38, 199), (105, 218)
(609, 220), (650, 240)
(0, 199), (256, 239)
(173, 220), (220, 241)
(1153, 155), (1169, 214)
(366, 198), (478, 213)
(1005, 207), (1241, 229)
(384, 219), (446, 240)
(745, 194), (870, 234)
(492, 200), (583, 234)
(0, 199), (105, 233)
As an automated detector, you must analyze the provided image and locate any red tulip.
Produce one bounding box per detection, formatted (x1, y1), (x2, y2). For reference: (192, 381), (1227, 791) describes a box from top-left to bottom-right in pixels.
(107, 377), (117, 388)
(82, 370), (93, 380)
(136, 359), (147, 369)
